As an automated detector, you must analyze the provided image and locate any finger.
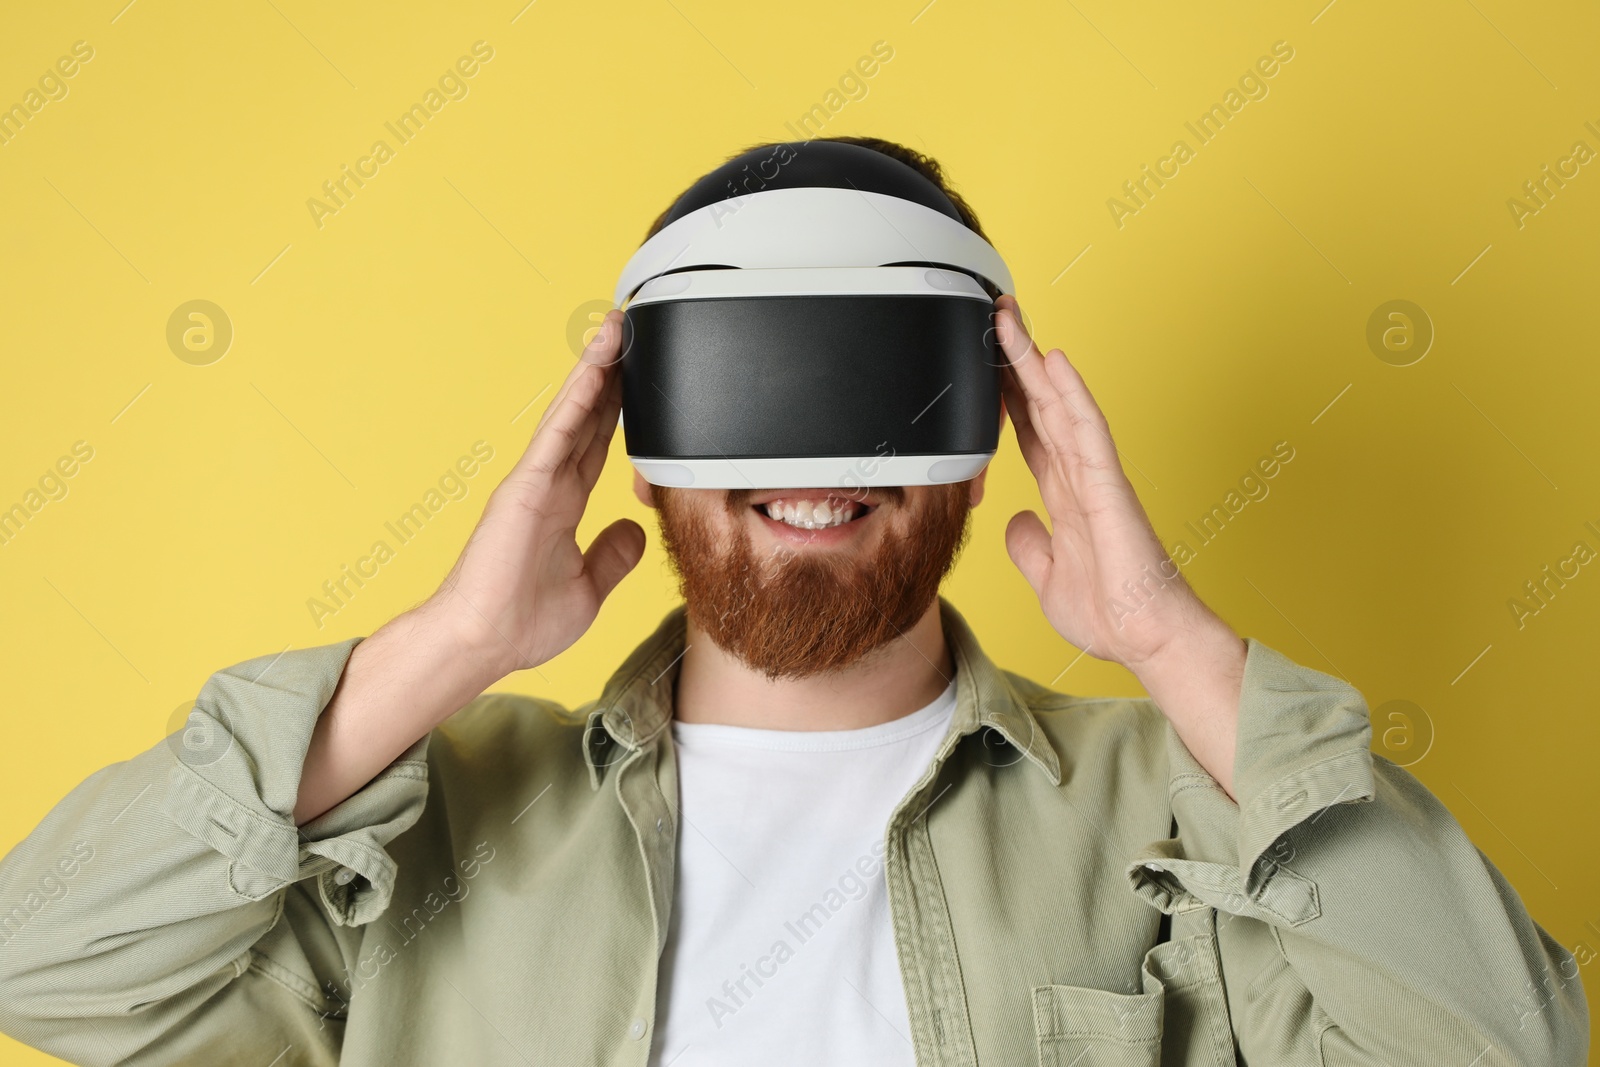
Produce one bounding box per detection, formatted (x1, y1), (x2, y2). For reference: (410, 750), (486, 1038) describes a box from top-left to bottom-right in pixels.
(521, 362), (610, 479)
(1003, 364), (1085, 529)
(565, 312), (629, 461)
(996, 294), (1026, 330)
(583, 517), (646, 602)
(577, 363), (624, 490)
(568, 360), (615, 468)
(518, 316), (623, 480)
(994, 310), (1046, 438)
(1004, 509), (1054, 596)
(1000, 363), (1049, 479)
(994, 306), (1076, 463)
(1039, 348), (1121, 479)
(530, 309), (622, 441)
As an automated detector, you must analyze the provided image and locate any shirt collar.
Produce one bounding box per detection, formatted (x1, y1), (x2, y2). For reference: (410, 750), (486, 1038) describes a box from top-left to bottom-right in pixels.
(581, 596), (1062, 789)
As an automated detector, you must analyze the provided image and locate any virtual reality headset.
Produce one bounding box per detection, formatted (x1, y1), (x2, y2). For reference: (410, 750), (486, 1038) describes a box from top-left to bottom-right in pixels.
(611, 140), (1016, 491)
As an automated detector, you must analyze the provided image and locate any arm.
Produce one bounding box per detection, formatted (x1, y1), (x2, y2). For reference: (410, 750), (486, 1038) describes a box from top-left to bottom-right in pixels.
(1125, 636), (1589, 1067)
(0, 638), (428, 1067)
(0, 313), (643, 1064)
(296, 313), (643, 823)
(990, 296), (1587, 1065)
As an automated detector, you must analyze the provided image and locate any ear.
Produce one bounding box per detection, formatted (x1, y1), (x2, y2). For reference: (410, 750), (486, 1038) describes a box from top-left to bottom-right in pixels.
(632, 468), (657, 508)
(967, 398), (1007, 509)
(968, 465), (990, 509)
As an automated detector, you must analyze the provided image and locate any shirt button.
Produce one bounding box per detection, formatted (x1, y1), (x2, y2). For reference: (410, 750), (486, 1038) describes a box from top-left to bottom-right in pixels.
(334, 867), (357, 886)
(628, 1016), (647, 1040)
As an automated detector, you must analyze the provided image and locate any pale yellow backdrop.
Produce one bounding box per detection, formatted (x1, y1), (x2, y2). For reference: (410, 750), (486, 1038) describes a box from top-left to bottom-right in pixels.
(1, 0), (1597, 1063)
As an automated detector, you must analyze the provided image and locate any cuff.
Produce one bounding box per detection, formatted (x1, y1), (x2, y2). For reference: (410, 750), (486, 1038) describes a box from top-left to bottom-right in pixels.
(1124, 636), (1376, 925)
(159, 638), (432, 927)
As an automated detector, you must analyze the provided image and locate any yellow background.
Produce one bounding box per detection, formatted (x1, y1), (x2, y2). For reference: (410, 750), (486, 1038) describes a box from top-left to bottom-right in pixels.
(2, 0), (1597, 1061)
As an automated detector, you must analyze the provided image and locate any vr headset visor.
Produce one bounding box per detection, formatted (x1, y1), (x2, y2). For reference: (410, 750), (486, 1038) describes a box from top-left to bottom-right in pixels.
(611, 145), (1016, 491)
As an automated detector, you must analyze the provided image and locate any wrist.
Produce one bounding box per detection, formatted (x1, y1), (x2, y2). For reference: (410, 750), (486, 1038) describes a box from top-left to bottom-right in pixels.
(1127, 613), (1245, 690)
(398, 599), (513, 696)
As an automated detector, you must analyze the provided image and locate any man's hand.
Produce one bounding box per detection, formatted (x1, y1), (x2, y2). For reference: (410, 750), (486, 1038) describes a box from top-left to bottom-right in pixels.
(294, 312), (642, 824)
(419, 309), (645, 681)
(993, 295), (1247, 799)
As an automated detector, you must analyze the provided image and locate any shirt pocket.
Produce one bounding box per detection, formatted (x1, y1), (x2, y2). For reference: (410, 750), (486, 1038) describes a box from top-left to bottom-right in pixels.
(1034, 913), (1236, 1067)
(1033, 981), (1164, 1066)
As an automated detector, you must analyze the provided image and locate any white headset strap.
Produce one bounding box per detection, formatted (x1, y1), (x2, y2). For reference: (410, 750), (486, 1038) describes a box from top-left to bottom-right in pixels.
(613, 185), (1014, 307)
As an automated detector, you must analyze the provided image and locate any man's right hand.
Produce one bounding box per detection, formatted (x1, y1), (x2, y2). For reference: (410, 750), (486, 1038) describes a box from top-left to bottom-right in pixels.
(292, 311), (643, 825)
(418, 308), (645, 683)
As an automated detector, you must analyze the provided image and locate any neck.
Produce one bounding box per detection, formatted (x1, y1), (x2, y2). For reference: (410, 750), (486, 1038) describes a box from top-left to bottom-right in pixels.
(673, 598), (955, 730)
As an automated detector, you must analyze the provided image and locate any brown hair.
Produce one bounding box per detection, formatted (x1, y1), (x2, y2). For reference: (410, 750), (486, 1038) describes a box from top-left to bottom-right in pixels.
(642, 135), (991, 244)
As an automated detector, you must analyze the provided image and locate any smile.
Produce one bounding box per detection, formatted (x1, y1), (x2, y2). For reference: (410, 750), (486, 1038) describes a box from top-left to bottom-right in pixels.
(752, 495), (876, 533)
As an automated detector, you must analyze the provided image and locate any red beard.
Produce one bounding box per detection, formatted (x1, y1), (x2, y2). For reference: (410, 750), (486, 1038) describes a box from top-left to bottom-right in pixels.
(654, 484), (973, 679)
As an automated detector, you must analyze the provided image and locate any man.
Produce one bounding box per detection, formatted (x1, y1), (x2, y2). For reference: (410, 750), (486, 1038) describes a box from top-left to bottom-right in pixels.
(0, 138), (1587, 1067)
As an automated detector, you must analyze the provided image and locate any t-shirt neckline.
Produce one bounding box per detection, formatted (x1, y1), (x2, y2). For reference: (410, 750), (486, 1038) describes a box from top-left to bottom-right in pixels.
(669, 674), (958, 753)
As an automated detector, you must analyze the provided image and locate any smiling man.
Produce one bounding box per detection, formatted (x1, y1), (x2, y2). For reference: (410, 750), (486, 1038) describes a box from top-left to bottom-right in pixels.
(0, 139), (1587, 1067)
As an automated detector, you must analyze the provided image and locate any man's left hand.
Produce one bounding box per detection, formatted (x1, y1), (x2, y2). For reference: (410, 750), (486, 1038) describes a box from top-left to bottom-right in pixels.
(993, 295), (1247, 799)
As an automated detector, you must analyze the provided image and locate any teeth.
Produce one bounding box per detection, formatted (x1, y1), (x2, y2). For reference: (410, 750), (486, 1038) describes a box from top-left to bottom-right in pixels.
(761, 499), (861, 529)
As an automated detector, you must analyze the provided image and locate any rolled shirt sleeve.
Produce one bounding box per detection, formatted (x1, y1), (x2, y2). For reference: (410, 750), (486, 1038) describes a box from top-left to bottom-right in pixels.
(0, 637), (431, 1066)
(160, 637), (430, 926)
(1124, 636), (1589, 1067)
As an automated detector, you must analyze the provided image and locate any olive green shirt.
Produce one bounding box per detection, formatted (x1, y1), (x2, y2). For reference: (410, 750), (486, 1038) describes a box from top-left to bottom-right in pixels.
(0, 598), (1587, 1066)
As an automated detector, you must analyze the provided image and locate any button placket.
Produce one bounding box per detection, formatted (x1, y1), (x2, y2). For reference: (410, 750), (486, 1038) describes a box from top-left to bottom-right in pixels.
(884, 782), (979, 1066)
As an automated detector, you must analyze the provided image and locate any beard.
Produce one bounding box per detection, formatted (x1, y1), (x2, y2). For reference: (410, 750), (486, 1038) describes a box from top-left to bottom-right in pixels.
(654, 483), (973, 680)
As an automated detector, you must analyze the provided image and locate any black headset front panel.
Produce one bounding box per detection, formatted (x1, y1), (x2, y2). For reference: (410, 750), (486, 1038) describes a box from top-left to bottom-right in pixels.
(620, 294), (1000, 461)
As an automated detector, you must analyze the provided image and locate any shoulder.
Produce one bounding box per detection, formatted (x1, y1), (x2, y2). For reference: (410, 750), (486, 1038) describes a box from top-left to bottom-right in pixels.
(421, 691), (595, 812)
(1000, 668), (1174, 785)
(431, 687), (590, 753)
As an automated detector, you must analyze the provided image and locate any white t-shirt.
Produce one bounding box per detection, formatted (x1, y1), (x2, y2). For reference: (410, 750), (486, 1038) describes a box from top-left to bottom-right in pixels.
(648, 677), (959, 1066)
